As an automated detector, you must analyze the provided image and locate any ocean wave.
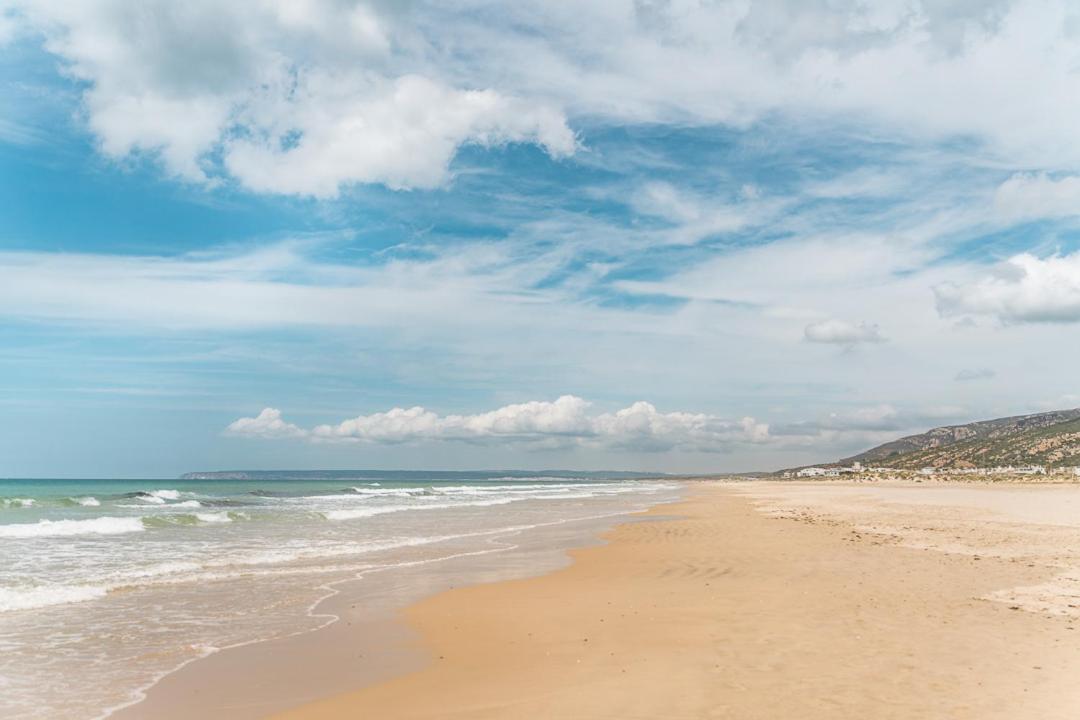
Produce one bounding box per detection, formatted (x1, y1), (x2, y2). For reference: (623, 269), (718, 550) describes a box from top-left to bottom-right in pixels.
(431, 483), (609, 494)
(349, 487), (430, 497)
(488, 475), (587, 483)
(125, 489), (183, 504)
(323, 497), (515, 521)
(0, 498), (36, 509)
(194, 512), (232, 523)
(0, 516), (145, 539)
(59, 496), (102, 508)
(197, 499), (248, 508)
(141, 511), (247, 528)
(142, 514), (205, 528)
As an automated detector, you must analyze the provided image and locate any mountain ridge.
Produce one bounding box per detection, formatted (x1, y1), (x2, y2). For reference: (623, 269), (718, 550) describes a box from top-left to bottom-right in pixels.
(838, 408), (1080, 470)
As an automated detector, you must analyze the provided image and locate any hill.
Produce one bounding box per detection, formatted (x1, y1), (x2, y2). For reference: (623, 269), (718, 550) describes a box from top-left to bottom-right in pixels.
(841, 408), (1080, 470)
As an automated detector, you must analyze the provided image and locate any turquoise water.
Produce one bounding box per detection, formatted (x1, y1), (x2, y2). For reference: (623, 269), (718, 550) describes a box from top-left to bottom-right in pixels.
(0, 472), (679, 719)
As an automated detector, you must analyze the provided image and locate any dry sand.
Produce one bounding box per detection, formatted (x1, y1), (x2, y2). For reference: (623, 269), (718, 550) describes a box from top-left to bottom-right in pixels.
(273, 481), (1080, 720)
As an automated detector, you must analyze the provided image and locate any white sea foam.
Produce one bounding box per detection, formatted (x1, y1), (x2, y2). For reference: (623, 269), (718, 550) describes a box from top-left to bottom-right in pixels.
(75, 497), (101, 507)
(195, 512), (231, 523)
(323, 497), (515, 521)
(0, 516), (145, 539)
(148, 490), (181, 501)
(0, 498), (35, 509)
(349, 487), (428, 497)
(0, 584), (109, 612)
(174, 500), (202, 508)
(432, 483), (606, 494)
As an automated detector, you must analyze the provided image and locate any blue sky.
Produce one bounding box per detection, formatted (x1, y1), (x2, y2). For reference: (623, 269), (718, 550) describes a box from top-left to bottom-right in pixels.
(3, 1), (1080, 477)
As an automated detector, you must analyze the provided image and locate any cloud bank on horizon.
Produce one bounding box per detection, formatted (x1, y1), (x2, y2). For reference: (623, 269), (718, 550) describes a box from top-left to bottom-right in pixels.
(226, 397), (772, 453)
(3, 0), (1080, 476)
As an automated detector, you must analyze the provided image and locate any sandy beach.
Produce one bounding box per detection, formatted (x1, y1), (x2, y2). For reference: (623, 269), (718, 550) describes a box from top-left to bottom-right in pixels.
(272, 481), (1080, 720)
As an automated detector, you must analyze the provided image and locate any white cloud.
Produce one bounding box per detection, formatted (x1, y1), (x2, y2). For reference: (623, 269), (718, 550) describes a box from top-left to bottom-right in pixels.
(312, 406), (443, 444)
(18, 1), (1080, 194)
(418, 0), (1080, 170)
(0, 242), (554, 330)
(804, 318), (885, 345)
(629, 182), (756, 244)
(616, 233), (934, 308)
(15, 0), (574, 195)
(935, 252), (1080, 323)
(592, 401), (770, 451)
(994, 173), (1080, 221)
(224, 408), (305, 439)
(223, 74), (575, 196)
(228, 395), (771, 453)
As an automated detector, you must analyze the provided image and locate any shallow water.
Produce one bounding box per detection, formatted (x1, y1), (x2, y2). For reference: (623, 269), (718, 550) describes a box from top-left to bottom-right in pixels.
(0, 473), (680, 719)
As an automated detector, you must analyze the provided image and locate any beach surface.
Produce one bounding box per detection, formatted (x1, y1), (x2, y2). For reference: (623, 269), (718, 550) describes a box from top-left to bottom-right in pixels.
(274, 481), (1080, 720)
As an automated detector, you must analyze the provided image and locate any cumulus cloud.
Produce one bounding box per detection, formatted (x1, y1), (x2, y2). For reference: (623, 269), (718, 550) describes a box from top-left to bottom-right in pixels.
(227, 396), (771, 452)
(994, 173), (1080, 222)
(223, 75), (575, 196)
(955, 368), (996, 382)
(14, 0), (574, 195)
(592, 401), (771, 451)
(804, 319), (886, 345)
(934, 252), (1080, 324)
(224, 408), (305, 439)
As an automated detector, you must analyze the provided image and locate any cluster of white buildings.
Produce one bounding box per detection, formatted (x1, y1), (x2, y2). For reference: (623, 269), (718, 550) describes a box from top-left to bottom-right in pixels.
(915, 465), (1073, 476)
(787, 462), (863, 478)
(783, 463), (1080, 479)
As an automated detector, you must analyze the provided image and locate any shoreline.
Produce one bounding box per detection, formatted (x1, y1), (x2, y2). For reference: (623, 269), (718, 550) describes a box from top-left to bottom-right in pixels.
(110, 492), (682, 719)
(275, 481), (1080, 719)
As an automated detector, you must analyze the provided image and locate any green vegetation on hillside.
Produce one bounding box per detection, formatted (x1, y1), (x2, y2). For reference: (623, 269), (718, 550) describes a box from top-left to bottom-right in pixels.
(841, 410), (1080, 470)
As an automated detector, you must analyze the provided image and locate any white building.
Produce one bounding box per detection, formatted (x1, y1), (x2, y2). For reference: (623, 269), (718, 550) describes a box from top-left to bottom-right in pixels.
(796, 467), (839, 477)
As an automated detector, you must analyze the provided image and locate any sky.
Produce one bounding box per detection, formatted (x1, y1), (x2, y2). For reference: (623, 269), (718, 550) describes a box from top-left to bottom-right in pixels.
(3, 0), (1080, 478)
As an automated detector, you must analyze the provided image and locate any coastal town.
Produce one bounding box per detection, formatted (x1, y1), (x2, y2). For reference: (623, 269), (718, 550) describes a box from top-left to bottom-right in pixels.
(784, 463), (1080, 480)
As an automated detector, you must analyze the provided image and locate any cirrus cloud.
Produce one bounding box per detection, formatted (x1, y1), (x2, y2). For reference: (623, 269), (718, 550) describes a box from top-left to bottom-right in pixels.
(994, 173), (1080, 222)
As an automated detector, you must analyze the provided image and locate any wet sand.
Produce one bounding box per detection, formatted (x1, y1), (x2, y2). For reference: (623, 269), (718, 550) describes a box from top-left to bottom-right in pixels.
(112, 507), (653, 719)
(275, 482), (1080, 719)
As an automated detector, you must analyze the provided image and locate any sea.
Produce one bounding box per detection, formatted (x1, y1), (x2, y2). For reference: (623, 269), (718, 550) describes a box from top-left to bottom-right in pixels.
(0, 471), (680, 719)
